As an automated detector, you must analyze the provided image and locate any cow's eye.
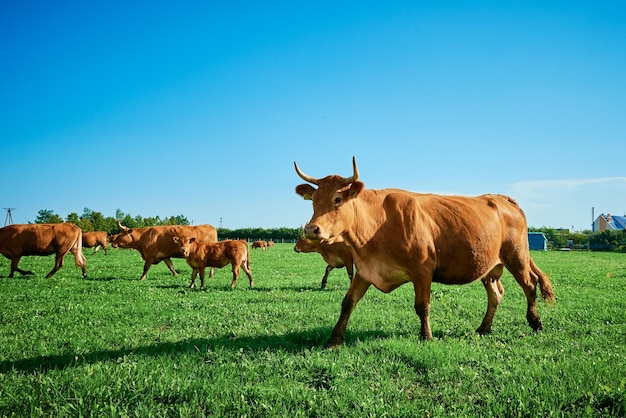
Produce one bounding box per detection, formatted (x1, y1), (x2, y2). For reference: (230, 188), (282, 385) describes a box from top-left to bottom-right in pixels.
(334, 196), (342, 205)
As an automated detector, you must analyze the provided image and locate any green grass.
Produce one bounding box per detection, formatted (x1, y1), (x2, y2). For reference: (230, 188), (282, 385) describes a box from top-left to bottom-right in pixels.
(1, 246), (625, 417)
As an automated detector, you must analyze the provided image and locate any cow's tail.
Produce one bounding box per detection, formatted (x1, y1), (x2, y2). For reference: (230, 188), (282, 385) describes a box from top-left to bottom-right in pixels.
(245, 241), (251, 272)
(531, 258), (555, 303)
(73, 229), (87, 277)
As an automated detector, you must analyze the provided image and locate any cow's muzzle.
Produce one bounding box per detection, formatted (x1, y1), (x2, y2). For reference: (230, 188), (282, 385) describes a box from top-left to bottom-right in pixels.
(303, 224), (327, 241)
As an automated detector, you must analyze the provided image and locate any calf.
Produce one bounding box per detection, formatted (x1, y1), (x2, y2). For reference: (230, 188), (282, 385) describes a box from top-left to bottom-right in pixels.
(173, 236), (253, 289)
(294, 237), (354, 288)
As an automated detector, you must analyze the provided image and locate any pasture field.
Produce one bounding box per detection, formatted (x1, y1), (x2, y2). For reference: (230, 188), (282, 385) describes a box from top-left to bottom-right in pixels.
(0, 244), (625, 417)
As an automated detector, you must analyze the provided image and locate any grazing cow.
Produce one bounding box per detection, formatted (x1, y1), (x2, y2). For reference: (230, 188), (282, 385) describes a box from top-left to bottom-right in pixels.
(173, 236), (253, 289)
(109, 233), (120, 248)
(109, 223), (217, 280)
(267, 240), (275, 249)
(0, 223), (87, 278)
(295, 157), (555, 348)
(82, 231), (109, 255)
(294, 236), (354, 288)
(252, 240), (267, 250)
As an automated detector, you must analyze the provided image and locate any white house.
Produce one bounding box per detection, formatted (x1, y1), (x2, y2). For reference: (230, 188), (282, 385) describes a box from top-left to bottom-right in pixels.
(592, 213), (626, 232)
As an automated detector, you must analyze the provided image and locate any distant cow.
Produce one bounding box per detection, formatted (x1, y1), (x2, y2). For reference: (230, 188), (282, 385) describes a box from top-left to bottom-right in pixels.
(295, 157), (555, 347)
(173, 236), (253, 289)
(82, 231), (109, 255)
(252, 240), (267, 250)
(109, 223), (218, 280)
(294, 237), (354, 288)
(0, 223), (87, 278)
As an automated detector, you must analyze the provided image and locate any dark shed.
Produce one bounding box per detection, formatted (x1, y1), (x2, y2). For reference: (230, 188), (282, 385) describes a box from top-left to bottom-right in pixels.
(528, 232), (548, 251)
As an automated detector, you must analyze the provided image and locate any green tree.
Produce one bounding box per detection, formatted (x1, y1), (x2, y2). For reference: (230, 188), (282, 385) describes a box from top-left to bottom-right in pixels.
(589, 230), (624, 251)
(66, 212), (80, 225)
(35, 209), (63, 224)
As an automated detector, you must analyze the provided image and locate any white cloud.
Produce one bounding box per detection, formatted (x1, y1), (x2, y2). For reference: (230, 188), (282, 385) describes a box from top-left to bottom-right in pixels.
(507, 177), (626, 230)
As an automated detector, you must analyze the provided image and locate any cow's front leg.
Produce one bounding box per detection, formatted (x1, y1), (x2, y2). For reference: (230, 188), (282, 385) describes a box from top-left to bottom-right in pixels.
(9, 256), (33, 277)
(140, 261), (152, 281)
(326, 274), (371, 348)
(189, 269), (198, 288)
(199, 267), (207, 288)
(320, 265), (333, 289)
(413, 281), (433, 340)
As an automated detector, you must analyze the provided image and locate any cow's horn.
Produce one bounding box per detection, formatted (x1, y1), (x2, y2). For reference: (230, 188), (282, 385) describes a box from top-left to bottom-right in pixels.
(342, 156), (360, 185)
(118, 221), (128, 230)
(294, 161), (320, 185)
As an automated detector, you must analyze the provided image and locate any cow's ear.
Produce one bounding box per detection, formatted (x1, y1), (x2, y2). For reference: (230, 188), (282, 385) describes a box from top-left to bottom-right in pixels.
(295, 184), (315, 200)
(348, 181), (364, 199)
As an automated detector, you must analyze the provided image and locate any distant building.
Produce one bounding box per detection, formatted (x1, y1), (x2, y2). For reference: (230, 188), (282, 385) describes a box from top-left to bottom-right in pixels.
(592, 213), (626, 232)
(528, 232), (548, 251)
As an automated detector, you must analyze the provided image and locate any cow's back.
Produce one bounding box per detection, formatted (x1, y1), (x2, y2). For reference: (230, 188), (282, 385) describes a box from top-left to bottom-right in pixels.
(406, 193), (528, 283)
(179, 225), (217, 243)
(140, 225), (218, 258)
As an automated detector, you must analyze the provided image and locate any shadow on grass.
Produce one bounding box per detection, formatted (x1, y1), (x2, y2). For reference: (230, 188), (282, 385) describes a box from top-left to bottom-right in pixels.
(0, 328), (391, 374)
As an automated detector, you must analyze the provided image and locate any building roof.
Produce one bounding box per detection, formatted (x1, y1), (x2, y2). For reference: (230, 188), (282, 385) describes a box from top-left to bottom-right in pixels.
(611, 215), (626, 230)
(600, 214), (626, 231)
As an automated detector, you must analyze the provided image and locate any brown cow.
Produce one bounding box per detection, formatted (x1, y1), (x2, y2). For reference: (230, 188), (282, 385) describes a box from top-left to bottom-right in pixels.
(109, 223), (217, 280)
(295, 157), (555, 348)
(173, 236), (253, 289)
(0, 223), (87, 278)
(82, 231), (109, 255)
(294, 236), (354, 288)
(252, 240), (267, 250)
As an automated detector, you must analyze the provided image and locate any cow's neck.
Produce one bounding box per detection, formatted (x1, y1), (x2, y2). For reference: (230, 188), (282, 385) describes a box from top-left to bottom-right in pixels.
(343, 189), (386, 249)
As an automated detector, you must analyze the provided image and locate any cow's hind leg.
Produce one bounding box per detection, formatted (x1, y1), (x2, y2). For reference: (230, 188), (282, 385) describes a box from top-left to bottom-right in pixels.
(476, 265), (505, 335)
(327, 274), (371, 348)
(230, 263), (240, 289)
(46, 253), (67, 278)
(241, 259), (253, 287)
(162, 257), (178, 277)
(70, 243), (87, 278)
(9, 256), (33, 277)
(505, 255), (543, 332)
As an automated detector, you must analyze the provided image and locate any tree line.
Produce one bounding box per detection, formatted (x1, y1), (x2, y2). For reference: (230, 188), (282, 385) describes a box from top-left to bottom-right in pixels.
(529, 227), (626, 252)
(25, 209), (626, 251)
(32, 208), (302, 242)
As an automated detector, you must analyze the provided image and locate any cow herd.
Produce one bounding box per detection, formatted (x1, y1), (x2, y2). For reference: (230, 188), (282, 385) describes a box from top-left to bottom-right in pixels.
(0, 157), (555, 347)
(0, 221), (348, 290)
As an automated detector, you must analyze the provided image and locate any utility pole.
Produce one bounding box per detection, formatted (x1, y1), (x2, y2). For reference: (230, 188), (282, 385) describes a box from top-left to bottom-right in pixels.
(3, 207), (15, 226)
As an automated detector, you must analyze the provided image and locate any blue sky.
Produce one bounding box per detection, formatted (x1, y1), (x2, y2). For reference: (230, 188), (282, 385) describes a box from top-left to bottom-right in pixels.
(1, 1), (625, 231)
